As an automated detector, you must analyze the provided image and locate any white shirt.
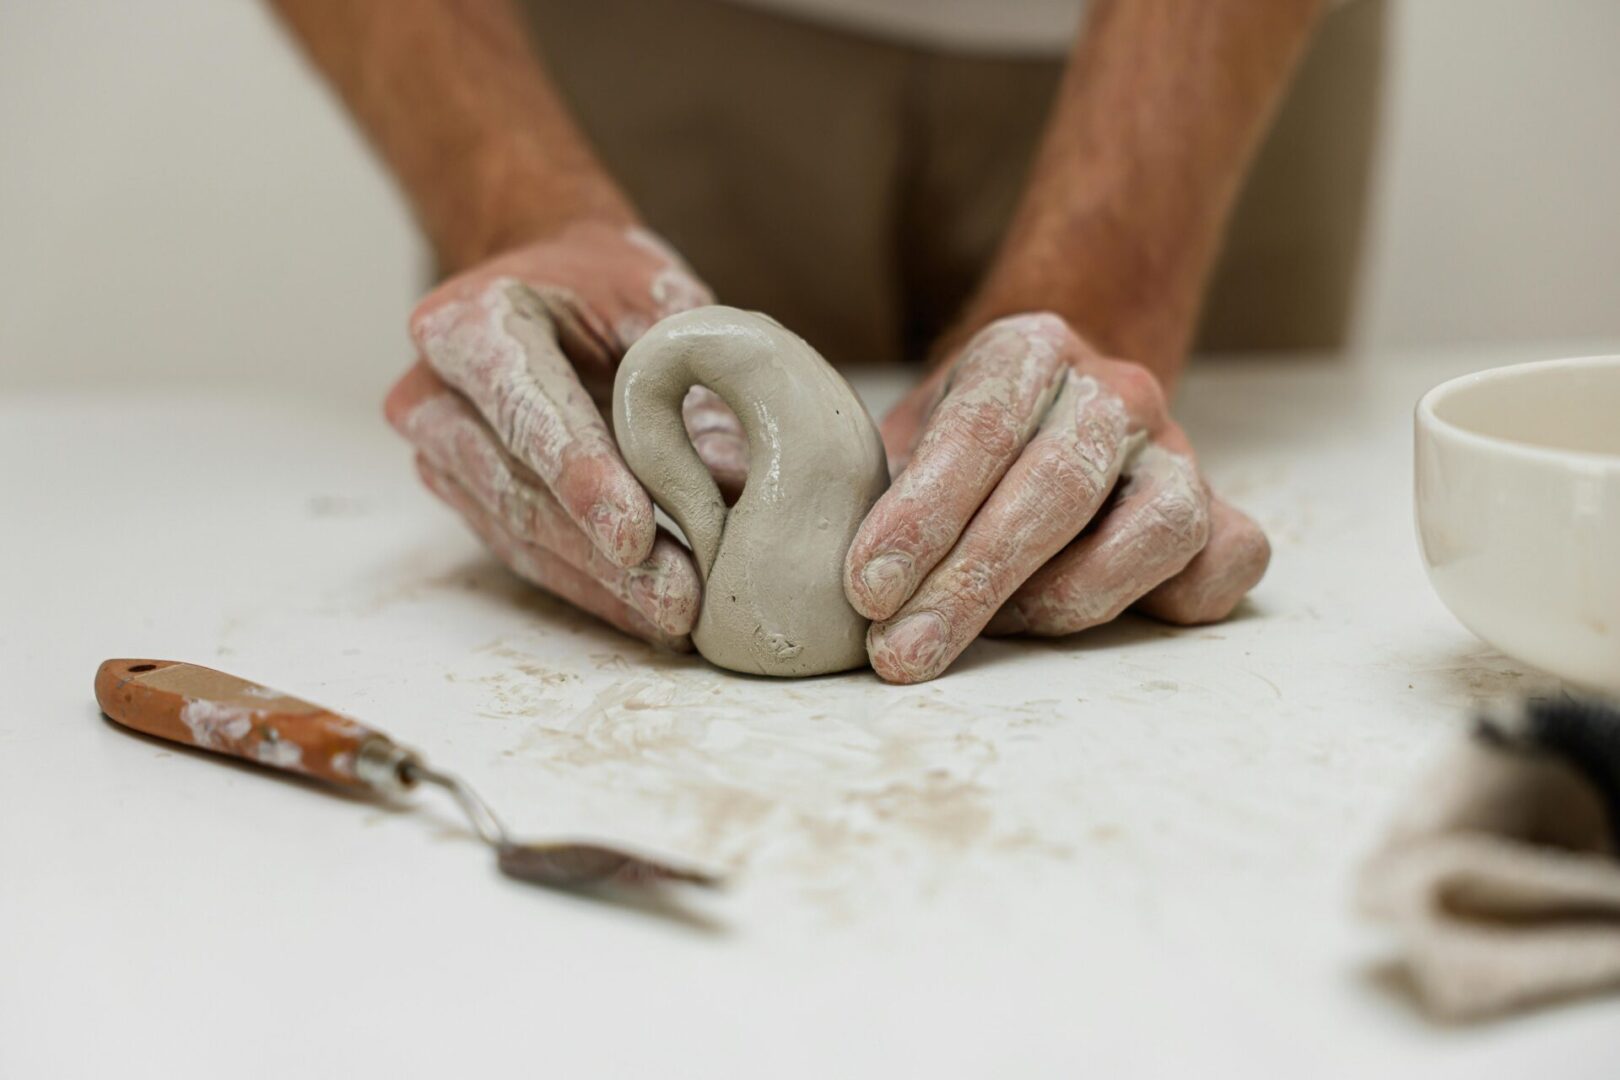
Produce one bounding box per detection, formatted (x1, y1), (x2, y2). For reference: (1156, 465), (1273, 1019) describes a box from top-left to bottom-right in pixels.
(728, 0), (1086, 55)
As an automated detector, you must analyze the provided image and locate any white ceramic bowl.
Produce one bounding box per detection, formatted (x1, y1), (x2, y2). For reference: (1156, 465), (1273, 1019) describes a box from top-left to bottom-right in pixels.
(1416, 355), (1620, 695)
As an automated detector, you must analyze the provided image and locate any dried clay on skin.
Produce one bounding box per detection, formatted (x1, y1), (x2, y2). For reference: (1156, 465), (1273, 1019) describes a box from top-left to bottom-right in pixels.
(414, 278), (654, 566)
(847, 316), (1071, 620)
(401, 391), (700, 637)
(614, 307), (890, 676)
(990, 443), (1208, 637)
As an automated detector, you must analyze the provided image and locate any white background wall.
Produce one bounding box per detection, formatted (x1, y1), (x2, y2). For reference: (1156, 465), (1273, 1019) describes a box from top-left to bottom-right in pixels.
(3, 0), (1619, 399)
(0, 1), (420, 400)
(1354, 0), (1620, 352)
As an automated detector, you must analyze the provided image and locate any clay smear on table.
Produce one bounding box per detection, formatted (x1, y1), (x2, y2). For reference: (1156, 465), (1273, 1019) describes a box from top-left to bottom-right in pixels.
(614, 306), (889, 676)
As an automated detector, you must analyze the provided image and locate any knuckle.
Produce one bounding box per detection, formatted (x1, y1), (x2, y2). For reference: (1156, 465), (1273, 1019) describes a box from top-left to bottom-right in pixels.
(407, 280), (474, 348)
(382, 377), (414, 432)
(1220, 502), (1269, 550)
(1123, 449), (1210, 555)
(435, 412), (487, 483)
(625, 544), (702, 637)
(1140, 508), (1269, 626)
(1141, 487), (1211, 558)
(1023, 439), (1107, 508)
(406, 300), (436, 346)
(493, 480), (538, 539)
(995, 310), (1070, 344)
(960, 312), (1071, 376)
(1218, 513), (1272, 590)
(939, 397), (1025, 462)
(405, 285), (440, 337)
(1238, 524), (1272, 580)
(1108, 362), (1168, 420)
(488, 380), (550, 466)
(410, 454), (439, 493)
(1183, 489), (1215, 552)
(382, 363), (446, 434)
(936, 555), (1009, 616)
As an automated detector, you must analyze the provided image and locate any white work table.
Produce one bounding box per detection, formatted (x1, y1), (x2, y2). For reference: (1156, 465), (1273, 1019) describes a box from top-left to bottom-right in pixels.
(3, 349), (1615, 1078)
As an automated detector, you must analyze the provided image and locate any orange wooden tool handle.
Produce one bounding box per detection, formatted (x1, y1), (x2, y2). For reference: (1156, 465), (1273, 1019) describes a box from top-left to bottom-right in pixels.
(95, 659), (409, 790)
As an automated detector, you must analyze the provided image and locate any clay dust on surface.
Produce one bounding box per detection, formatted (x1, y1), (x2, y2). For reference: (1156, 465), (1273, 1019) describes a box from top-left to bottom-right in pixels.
(452, 638), (1078, 914)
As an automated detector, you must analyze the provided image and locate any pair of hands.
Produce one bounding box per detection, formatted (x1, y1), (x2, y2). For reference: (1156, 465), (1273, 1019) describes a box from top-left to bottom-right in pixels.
(385, 224), (1269, 683)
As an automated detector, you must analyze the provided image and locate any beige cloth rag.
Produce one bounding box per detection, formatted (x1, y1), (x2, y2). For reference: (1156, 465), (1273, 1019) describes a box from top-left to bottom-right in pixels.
(1359, 726), (1620, 1021)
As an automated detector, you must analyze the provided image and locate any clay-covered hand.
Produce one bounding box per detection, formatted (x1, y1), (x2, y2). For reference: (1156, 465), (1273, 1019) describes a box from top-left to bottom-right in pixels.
(845, 313), (1271, 684)
(385, 221), (749, 648)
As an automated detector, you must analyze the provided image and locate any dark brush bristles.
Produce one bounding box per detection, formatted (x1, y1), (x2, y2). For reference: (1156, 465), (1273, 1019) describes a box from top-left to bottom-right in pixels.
(1477, 696), (1620, 845)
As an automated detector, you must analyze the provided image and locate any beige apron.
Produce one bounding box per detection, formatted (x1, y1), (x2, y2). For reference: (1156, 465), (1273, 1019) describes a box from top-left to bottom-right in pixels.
(520, 0), (1386, 366)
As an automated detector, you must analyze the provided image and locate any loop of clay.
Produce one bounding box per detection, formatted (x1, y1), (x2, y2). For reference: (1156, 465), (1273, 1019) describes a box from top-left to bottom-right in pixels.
(613, 306), (889, 676)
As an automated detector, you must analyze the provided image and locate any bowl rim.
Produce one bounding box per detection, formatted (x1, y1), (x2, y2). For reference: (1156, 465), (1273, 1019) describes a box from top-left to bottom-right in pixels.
(1416, 353), (1620, 470)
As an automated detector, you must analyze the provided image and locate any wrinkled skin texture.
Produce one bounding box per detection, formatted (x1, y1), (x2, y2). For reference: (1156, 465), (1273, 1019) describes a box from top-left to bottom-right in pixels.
(385, 221), (749, 647)
(845, 313), (1271, 684)
(389, 232), (1266, 676)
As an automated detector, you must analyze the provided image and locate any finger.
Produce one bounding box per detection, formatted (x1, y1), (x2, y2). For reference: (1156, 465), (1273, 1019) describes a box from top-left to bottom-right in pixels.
(414, 456), (691, 651)
(681, 385), (749, 504)
(846, 313), (1074, 622)
(866, 370), (1132, 684)
(1134, 497), (1271, 625)
(410, 279), (655, 568)
(382, 359), (451, 438)
(390, 376), (701, 638)
(622, 225), (715, 332)
(986, 444), (1212, 637)
(520, 225), (715, 374)
(874, 364), (949, 476)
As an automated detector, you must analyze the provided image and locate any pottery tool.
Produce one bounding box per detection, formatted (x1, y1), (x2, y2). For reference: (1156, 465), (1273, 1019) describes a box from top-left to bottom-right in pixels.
(94, 658), (720, 891)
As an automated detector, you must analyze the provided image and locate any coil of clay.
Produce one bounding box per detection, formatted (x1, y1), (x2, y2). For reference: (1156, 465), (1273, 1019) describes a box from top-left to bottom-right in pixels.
(613, 306), (889, 676)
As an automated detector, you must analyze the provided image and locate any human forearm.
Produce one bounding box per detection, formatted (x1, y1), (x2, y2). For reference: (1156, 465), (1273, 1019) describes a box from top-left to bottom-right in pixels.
(269, 0), (635, 272)
(957, 0), (1325, 388)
